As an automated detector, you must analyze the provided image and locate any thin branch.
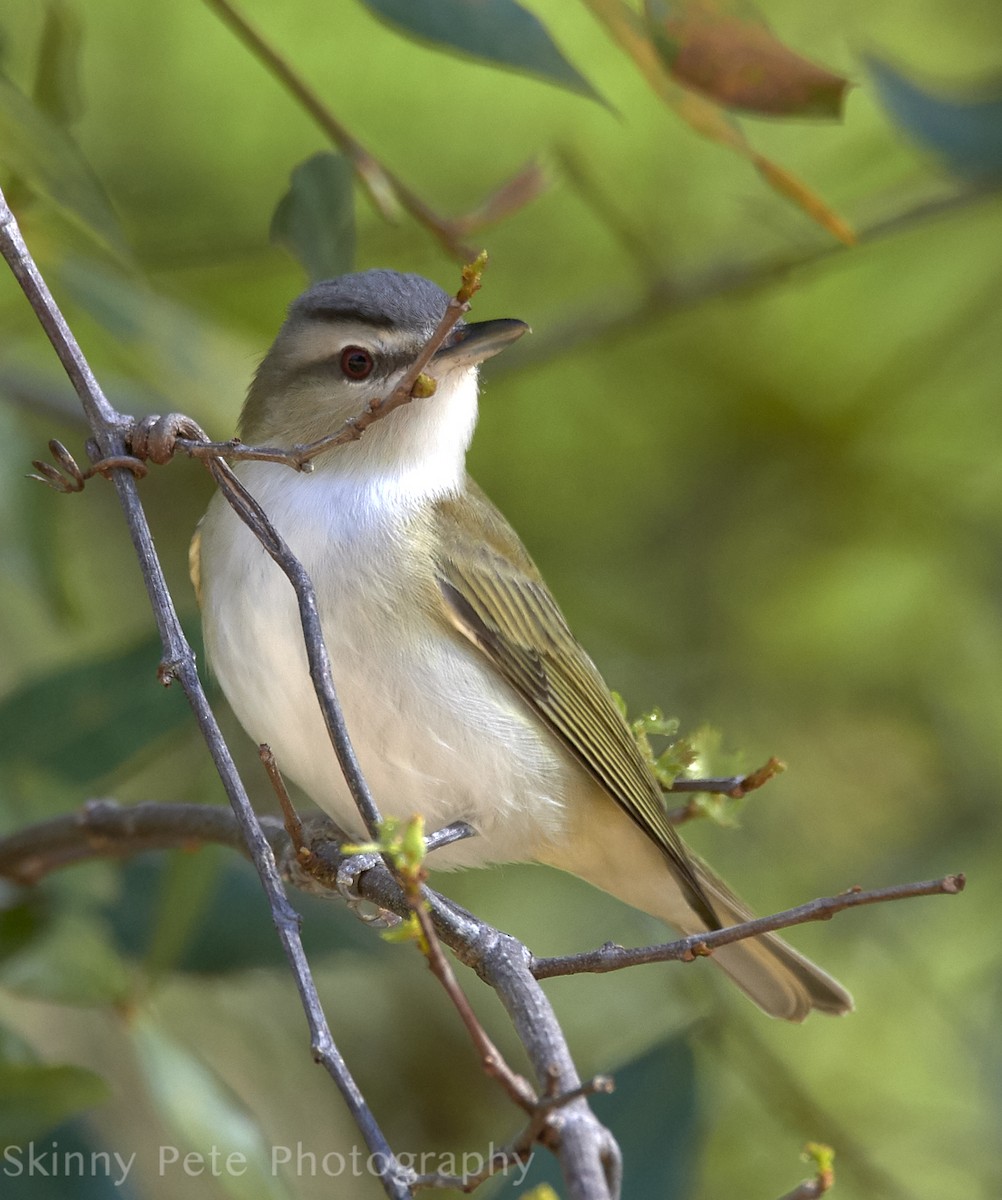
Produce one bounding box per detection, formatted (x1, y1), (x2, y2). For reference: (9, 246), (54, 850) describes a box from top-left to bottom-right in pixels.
(206, 457), (387, 841)
(778, 1182), (830, 1200)
(0, 189), (411, 1200)
(259, 744), (309, 856)
(174, 285), (475, 470)
(201, 0), (480, 260)
(5, 206), (619, 1197)
(411, 884), (538, 1113)
(413, 1074), (614, 1194)
(532, 875), (966, 979)
(776, 1145), (834, 1199)
(664, 756), (785, 824)
(0, 798), (629, 1195)
(0, 800), (278, 885)
(497, 183), (1002, 378)
(665, 756), (784, 799)
(0, 798), (965, 1200)
(109, 258), (484, 478)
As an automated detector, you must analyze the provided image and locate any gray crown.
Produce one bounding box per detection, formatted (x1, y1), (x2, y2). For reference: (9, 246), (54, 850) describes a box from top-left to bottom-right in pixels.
(290, 270), (451, 336)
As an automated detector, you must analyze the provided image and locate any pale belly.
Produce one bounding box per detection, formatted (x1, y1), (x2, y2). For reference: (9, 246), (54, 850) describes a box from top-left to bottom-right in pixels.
(198, 478), (572, 869)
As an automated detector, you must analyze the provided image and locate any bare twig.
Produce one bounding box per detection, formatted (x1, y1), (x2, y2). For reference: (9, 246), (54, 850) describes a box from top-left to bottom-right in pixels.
(777, 1143), (835, 1200)
(119, 257), (484, 475)
(532, 875), (966, 979)
(665, 756), (785, 800)
(0, 799), (624, 1198)
(413, 1074), (613, 1193)
(499, 183), (1002, 378)
(409, 878), (539, 1114)
(664, 756), (783, 822)
(200, 0), (528, 260)
(778, 1182), (830, 1200)
(4, 205), (619, 1197)
(421, 894), (623, 1198)
(0, 189), (412, 1200)
(29, 437), (145, 491)
(0, 800), (279, 885)
(206, 457), (387, 841)
(259, 744), (309, 857)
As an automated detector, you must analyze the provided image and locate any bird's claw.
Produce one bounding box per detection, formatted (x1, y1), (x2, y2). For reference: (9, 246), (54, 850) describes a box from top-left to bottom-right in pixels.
(336, 850), (401, 927)
(424, 820), (477, 853)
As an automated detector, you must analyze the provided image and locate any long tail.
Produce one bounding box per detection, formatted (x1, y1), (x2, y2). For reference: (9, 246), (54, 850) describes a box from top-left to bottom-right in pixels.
(687, 857), (853, 1022)
(536, 790), (853, 1021)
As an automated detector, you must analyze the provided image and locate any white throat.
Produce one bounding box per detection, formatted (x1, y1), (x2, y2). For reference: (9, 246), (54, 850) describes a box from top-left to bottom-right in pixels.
(296, 364), (480, 516)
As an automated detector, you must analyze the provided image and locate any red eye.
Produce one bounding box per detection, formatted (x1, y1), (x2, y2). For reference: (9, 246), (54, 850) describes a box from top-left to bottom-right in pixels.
(340, 346), (374, 379)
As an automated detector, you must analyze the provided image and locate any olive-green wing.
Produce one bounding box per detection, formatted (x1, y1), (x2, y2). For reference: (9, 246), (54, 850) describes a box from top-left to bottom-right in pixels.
(431, 482), (718, 930)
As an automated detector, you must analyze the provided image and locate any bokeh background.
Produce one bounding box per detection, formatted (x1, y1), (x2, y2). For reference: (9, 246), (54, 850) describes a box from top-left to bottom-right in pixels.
(1, 1), (1001, 1197)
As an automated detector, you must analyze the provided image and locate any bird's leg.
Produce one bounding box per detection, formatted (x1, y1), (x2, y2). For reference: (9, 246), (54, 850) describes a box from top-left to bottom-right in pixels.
(335, 822), (476, 925)
(424, 820), (477, 854)
(335, 851), (402, 926)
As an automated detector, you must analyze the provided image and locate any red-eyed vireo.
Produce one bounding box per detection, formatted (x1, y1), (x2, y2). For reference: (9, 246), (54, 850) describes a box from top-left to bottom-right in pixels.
(192, 270), (852, 1021)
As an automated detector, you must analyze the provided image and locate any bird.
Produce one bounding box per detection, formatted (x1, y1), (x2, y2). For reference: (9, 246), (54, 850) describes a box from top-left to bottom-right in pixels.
(192, 269), (852, 1021)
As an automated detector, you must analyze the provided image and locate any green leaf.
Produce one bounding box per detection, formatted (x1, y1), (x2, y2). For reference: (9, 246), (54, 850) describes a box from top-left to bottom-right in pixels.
(0, 1064), (110, 1149)
(270, 152), (356, 282)
(596, 1035), (702, 1200)
(133, 1019), (294, 1200)
(0, 72), (129, 259)
(866, 56), (1002, 183)
(0, 912), (132, 1006)
(141, 846), (226, 979)
(34, 0), (85, 126)
(0, 635), (195, 789)
(358, 0), (603, 102)
(0, 888), (50, 967)
(496, 1036), (701, 1197)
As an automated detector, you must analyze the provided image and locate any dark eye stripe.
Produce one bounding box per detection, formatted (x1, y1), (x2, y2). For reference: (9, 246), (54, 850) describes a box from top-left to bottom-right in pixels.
(291, 348), (414, 385)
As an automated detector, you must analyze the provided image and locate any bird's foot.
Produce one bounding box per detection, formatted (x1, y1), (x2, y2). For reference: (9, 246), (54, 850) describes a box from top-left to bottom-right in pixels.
(424, 820), (477, 854)
(336, 851), (401, 928)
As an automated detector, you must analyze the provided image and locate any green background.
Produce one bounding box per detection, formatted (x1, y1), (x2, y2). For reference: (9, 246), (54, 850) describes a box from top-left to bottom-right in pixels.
(1, 1), (1000, 1197)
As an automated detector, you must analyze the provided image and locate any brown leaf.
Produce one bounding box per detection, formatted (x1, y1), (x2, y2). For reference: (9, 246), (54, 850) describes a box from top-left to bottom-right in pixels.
(646, 0), (850, 119)
(581, 0), (856, 244)
(452, 159), (549, 236)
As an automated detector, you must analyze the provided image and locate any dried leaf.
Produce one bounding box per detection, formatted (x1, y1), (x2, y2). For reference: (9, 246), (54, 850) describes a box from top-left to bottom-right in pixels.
(582, 0), (855, 243)
(452, 159), (548, 236)
(645, 0), (850, 119)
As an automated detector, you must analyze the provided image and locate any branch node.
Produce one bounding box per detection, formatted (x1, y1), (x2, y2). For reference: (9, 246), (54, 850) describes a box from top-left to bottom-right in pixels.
(157, 659), (183, 687)
(129, 412), (211, 464)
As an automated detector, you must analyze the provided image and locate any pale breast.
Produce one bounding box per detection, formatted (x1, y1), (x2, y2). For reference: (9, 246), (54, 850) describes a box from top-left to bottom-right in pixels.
(197, 465), (572, 868)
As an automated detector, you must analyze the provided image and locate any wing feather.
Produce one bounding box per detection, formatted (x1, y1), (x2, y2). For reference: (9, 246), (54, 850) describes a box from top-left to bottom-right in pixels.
(433, 482), (719, 930)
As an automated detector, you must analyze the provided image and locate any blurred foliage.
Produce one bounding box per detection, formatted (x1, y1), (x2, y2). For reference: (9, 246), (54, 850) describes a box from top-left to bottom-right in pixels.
(1, 0), (1001, 1198)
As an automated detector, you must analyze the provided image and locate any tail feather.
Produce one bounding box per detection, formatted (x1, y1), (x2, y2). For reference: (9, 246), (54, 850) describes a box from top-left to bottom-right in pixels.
(690, 860), (853, 1022)
(536, 788), (853, 1022)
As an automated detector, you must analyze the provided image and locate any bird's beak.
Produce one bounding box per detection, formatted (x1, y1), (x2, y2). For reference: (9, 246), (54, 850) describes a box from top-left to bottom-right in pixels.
(433, 318), (529, 368)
